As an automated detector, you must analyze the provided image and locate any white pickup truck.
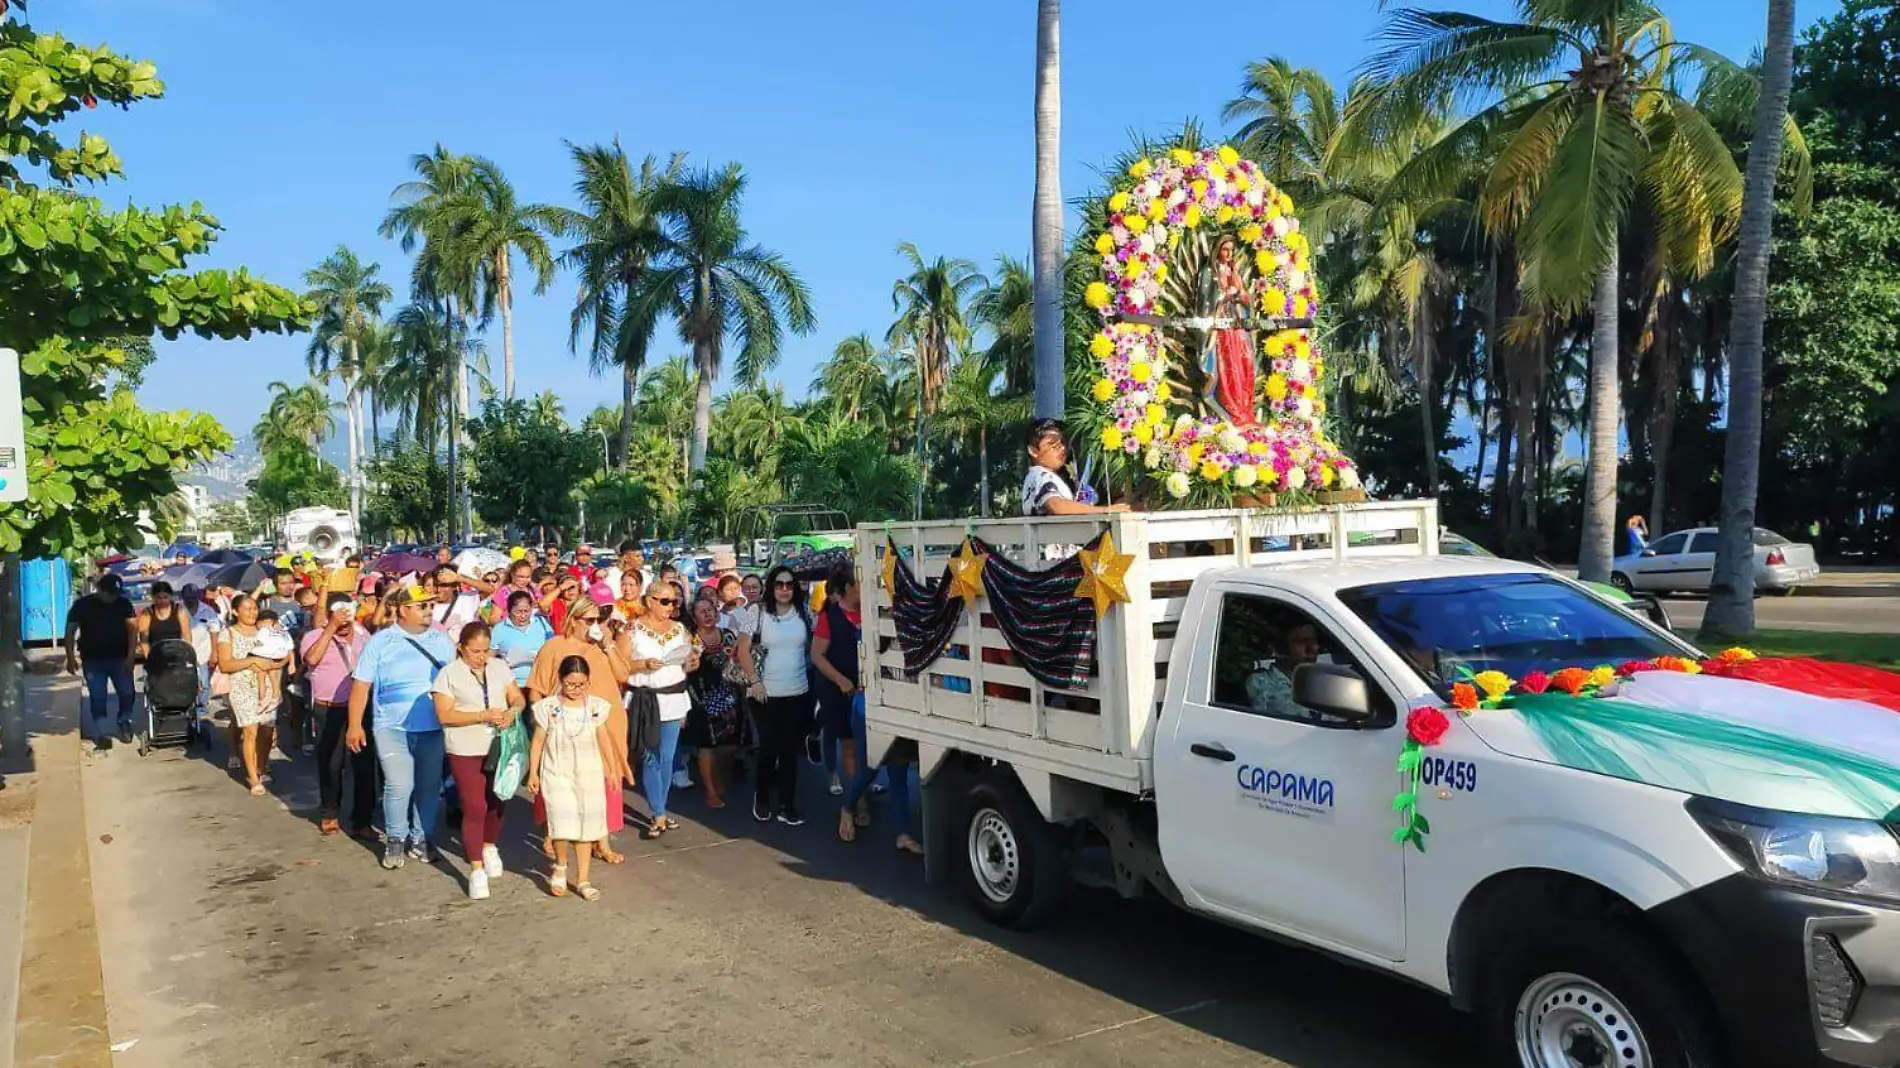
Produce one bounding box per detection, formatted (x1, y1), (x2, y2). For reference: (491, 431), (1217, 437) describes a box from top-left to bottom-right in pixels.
(857, 501), (1900, 1068)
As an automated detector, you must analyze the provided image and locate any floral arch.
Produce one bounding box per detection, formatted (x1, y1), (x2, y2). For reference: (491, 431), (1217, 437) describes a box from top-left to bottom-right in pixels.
(1082, 144), (1361, 504)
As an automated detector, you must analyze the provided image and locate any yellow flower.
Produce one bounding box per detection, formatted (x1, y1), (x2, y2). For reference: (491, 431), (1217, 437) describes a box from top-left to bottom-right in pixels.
(1587, 665), (1617, 690)
(1126, 257), (1146, 278)
(1148, 198), (1166, 221)
(1133, 423), (1154, 445)
(1472, 670), (1513, 703)
(1145, 404), (1164, 425)
(1293, 296), (1310, 319)
(1254, 250), (1274, 274)
(1184, 205), (1202, 228)
(1199, 460), (1225, 482)
(1232, 463), (1258, 488)
(1153, 263), (1170, 284)
(1216, 205), (1236, 225)
(1264, 334), (1288, 357)
(1259, 464), (1280, 485)
(1186, 441), (1206, 463)
(1130, 159), (1152, 178)
(1091, 377), (1115, 402)
(1294, 337), (1312, 359)
(1130, 361), (1152, 383)
(1085, 282), (1111, 310)
(1261, 287), (1287, 312)
(1125, 214), (1148, 234)
(1218, 145), (1240, 167)
(1265, 373), (1288, 402)
(1234, 173), (1252, 193)
(1248, 440), (1270, 457)
(1101, 426), (1124, 451)
(1170, 148), (1194, 165)
(1191, 179), (1209, 201)
(1320, 463), (1336, 487)
(1239, 223), (1263, 244)
(1089, 334), (1113, 359)
(1265, 200), (1282, 220)
(1094, 233), (1113, 255)
(1280, 193), (1295, 215)
(1155, 383), (1173, 403)
(1109, 191), (1130, 213)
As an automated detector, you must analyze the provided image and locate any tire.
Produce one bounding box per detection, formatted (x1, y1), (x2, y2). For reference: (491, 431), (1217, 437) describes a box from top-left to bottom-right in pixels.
(1774, 586), (1796, 597)
(1609, 573), (1633, 594)
(1481, 919), (1722, 1068)
(959, 771), (1068, 929)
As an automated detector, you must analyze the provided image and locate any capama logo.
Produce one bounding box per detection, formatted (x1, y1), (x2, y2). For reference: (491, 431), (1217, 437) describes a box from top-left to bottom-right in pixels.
(1236, 763), (1335, 821)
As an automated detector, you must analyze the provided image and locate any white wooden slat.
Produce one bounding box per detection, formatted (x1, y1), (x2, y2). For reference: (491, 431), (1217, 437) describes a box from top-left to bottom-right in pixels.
(1045, 707), (1106, 749)
(1145, 554), (1243, 585)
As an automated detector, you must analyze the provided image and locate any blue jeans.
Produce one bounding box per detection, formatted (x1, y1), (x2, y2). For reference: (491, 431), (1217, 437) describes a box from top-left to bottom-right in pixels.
(81, 658), (135, 739)
(841, 693), (913, 837)
(640, 719), (683, 821)
(373, 727), (445, 846)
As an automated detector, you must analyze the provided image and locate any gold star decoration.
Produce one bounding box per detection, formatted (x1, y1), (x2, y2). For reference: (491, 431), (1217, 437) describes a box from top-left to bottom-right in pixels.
(879, 541), (901, 594)
(1074, 531), (1135, 619)
(946, 540), (988, 613)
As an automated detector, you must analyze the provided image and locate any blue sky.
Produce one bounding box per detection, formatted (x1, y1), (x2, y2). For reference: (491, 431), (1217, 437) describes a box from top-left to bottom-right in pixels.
(50, 0), (1830, 438)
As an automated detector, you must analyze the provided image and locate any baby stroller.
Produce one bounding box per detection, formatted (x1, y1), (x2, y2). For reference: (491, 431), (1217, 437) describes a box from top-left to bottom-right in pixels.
(139, 639), (202, 756)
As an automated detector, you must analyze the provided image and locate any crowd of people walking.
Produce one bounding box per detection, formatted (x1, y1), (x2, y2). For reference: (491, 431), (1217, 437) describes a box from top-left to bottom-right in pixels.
(63, 540), (917, 903)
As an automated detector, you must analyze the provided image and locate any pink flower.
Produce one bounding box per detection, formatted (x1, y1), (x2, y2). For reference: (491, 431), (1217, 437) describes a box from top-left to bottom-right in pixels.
(1518, 670), (1551, 695)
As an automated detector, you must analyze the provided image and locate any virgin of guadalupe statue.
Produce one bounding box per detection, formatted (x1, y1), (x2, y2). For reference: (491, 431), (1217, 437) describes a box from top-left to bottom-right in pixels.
(1200, 236), (1258, 427)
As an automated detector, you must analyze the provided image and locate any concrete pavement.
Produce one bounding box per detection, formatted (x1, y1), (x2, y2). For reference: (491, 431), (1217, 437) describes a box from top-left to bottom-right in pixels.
(70, 720), (1477, 1067)
(1660, 593), (1900, 634)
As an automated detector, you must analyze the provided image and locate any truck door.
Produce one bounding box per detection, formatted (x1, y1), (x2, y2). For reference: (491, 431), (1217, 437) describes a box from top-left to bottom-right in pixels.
(1154, 586), (1407, 960)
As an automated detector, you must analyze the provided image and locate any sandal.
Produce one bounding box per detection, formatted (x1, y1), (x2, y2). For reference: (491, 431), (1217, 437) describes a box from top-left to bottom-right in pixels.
(661, 816), (681, 831)
(594, 842), (625, 864)
(248, 782), (266, 797)
(855, 799), (872, 828)
(641, 821), (666, 840)
(549, 863), (568, 897)
(837, 809), (858, 843)
(575, 882), (601, 902)
(896, 835), (924, 856)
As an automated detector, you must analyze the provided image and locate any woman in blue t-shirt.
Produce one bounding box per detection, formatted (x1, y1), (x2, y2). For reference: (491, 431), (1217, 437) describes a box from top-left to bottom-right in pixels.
(491, 590), (553, 688)
(346, 586), (457, 871)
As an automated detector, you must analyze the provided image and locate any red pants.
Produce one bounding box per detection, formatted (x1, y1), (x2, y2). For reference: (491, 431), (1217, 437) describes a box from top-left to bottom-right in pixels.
(446, 753), (506, 864)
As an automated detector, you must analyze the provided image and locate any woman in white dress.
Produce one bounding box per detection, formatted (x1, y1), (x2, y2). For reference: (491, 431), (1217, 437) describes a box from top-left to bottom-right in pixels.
(527, 654), (613, 901)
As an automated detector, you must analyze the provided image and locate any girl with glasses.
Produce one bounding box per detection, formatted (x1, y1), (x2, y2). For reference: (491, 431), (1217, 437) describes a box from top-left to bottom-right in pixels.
(735, 566), (814, 825)
(527, 655), (613, 901)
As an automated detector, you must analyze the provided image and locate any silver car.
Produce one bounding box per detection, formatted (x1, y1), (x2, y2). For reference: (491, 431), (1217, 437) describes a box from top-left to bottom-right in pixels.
(1611, 526), (1821, 596)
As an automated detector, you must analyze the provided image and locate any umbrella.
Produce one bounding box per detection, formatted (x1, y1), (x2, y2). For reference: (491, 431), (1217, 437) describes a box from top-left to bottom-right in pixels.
(195, 548), (254, 568)
(161, 542), (204, 560)
(372, 551), (437, 577)
(453, 547), (511, 578)
(781, 546), (853, 582)
(159, 562), (219, 591)
(206, 561), (270, 593)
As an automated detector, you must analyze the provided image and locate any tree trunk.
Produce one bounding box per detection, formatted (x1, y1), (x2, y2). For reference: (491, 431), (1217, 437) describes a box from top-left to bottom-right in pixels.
(1647, 310), (1680, 537)
(978, 424), (991, 519)
(1418, 345), (1439, 498)
(1577, 247), (1621, 582)
(619, 364), (636, 473)
(1703, 0), (1796, 643)
(368, 385), (381, 453)
(498, 250), (515, 401)
(1031, 0), (1065, 420)
(345, 338), (363, 527)
(444, 299), (460, 543)
(690, 337), (714, 472)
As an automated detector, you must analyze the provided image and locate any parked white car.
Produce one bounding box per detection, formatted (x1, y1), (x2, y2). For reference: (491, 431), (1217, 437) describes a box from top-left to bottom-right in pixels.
(1612, 526), (1820, 596)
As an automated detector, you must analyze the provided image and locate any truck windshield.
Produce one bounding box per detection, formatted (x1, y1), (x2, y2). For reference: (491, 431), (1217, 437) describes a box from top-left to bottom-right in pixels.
(1337, 573), (1693, 692)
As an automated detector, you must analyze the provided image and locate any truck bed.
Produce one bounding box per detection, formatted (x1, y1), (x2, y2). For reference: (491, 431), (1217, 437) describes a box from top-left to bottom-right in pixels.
(858, 499), (1440, 795)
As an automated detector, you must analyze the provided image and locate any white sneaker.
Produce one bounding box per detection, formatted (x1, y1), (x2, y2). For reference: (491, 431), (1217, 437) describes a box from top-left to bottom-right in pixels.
(828, 774), (843, 796)
(467, 868), (490, 901)
(482, 844), (503, 879)
(672, 768), (693, 790)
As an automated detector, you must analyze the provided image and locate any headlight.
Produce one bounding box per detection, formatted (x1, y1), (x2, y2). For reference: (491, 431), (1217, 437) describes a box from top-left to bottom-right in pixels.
(1688, 796), (1900, 904)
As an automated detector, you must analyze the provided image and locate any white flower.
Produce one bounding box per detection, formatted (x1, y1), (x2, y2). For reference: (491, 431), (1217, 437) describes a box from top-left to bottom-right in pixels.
(1287, 217), (1301, 234)
(1285, 466), (1307, 490)
(1174, 414), (1195, 432)
(1128, 390), (1150, 406)
(1137, 233), (1155, 255)
(1168, 188), (1187, 207)
(1233, 464), (1258, 489)
(1269, 217), (1290, 238)
(1212, 177), (1229, 198)
(1245, 187), (1263, 206)
(1286, 270), (1308, 293)
(1219, 430), (1246, 453)
(1141, 179), (1161, 199)
(1112, 224), (1129, 243)
(1165, 471), (1191, 499)
(1290, 358), (1311, 380)
(1295, 396), (1314, 419)
(1340, 466), (1361, 489)
(1150, 223), (1169, 245)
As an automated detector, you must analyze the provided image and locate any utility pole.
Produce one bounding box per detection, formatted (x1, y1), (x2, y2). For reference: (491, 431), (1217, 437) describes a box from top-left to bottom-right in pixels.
(0, 349), (30, 762)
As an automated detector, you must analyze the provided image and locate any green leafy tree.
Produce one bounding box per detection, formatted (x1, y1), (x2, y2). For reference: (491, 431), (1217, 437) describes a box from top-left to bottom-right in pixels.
(933, 351), (1031, 517)
(0, 13), (309, 562)
(247, 440), (345, 532)
(252, 379), (334, 454)
(971, 255), (1035, 396)
(444, 157), (559, 400)
(465, 397), (594, 536)
(624, 163), (817, 471)
(303, 244), (391, 517)
(362, 439), (448, 542)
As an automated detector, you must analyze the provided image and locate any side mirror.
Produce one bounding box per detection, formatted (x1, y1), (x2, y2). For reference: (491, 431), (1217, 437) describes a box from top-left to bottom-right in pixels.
(1640, 549), (1657, 557)
(1293, 663), (1375, 724)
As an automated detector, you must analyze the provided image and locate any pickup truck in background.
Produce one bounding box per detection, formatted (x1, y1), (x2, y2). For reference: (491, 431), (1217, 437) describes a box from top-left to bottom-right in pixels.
(857, 501), (1900, 1068)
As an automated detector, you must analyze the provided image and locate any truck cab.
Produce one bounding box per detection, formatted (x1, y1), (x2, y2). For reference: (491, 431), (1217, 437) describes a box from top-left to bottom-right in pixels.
(861, 506), (1900, 1068)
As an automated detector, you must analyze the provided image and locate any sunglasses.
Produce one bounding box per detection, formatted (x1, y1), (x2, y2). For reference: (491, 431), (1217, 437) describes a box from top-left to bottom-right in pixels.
(773, 579), (795, 588)
(434, 582), (458, 589)
(651, 597), (678, 606)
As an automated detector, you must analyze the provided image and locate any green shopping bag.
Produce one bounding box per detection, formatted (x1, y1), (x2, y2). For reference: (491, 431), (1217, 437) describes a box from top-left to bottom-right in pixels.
(485, 719), (528, 799)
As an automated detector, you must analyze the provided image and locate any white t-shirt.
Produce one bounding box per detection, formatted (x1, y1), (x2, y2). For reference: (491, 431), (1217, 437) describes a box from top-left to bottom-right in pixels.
(429, 657), (518, 757)
(186, 602), (222, 663)
(430, 593), (481, 636)
(627, 623), (691, 722)
(1022, 466), (1075, 516)
(756, 609), (810, 697)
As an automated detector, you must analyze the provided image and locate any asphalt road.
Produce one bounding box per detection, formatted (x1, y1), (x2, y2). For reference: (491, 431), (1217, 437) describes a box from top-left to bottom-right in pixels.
(79, 737), (1481, 1068)
(1658, 592), (1900, 635)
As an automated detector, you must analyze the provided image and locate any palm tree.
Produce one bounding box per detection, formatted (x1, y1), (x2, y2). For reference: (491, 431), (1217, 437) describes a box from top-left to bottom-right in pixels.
(934, 351), (1032, 517)
(622, 163), (817, 472)
(971, 255), (1035, 396)
(635, 355), (695, 481)
(812, 333), (887, 421)
(1352, 2), (1749, 582)
(355, 317), (396, 451)
(443, 156), (560, 400)
(531, 390), (565, 424)
(889, 242), (985, 517)
(1222, 57), (1339, 192)
(549, 141), (686, 472)
(1703, 0), (1799, 641)
(303, 245), (392, 522)
(1032, 0), (1065, 419)
(253, 380), (335, 454)
(382, 302), (460, 460)
(721, 385), (793, 471)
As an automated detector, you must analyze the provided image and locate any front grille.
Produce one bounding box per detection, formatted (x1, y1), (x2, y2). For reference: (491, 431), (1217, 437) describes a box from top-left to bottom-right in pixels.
(1811, 933), (1863, 1029)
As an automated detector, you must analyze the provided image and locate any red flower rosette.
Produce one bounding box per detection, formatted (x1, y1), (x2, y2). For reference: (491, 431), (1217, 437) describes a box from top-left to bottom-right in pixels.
(1617, 659), (1658, 677)
(1407, 706), (1451, 746)
(1518, 669), (1551, 695)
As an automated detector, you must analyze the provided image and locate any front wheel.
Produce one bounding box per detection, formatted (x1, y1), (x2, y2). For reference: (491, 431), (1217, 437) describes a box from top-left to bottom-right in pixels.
(960, 772), (1067, 929)
(1484, 920), (1722, 1068)
(1609, 573), (1634, 594)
